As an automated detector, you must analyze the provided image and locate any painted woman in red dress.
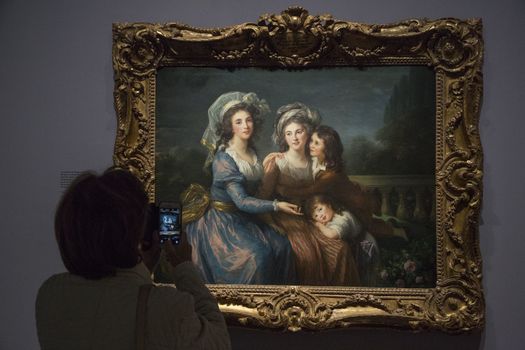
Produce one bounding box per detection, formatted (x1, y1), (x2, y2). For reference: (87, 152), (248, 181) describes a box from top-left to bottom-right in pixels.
(259, 104), (360, 286)
(275, 125), (400, 285)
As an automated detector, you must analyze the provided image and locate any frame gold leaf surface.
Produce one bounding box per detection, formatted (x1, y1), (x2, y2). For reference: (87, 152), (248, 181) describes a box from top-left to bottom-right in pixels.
(112, 7), (484, 332)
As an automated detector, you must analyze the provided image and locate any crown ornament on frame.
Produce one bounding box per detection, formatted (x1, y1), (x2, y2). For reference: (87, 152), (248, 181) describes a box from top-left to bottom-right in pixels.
(112, 7), (484, 332)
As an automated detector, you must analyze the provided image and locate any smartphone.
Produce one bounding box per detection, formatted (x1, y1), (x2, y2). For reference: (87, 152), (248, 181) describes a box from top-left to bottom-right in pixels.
(158, 202), (182, 245)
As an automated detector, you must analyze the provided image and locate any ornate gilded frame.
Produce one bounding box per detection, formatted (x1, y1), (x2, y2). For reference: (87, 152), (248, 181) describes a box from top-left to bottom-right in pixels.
(112, 7), (484, 332)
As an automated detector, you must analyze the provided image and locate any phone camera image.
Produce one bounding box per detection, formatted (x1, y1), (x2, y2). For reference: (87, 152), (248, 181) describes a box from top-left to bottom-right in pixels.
(159, 206), (181, 244)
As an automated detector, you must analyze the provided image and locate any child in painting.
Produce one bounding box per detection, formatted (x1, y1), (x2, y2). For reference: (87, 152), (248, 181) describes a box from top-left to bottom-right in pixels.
(305, 194), (362, 240)
(304, 194), (378, 280)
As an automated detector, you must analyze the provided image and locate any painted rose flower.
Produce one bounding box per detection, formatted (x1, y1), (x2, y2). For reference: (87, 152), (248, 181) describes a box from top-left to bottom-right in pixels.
(403, 259), (417, 273)
(380, 270), (389, 280)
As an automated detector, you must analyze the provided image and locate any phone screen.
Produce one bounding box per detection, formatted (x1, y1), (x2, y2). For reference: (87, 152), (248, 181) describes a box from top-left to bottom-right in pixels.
(159, 204), (181, 244)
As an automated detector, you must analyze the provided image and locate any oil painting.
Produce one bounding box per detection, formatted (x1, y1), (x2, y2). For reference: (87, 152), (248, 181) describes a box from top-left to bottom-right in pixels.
(155, 66), (436, 288)
(113, 7), (484, 331)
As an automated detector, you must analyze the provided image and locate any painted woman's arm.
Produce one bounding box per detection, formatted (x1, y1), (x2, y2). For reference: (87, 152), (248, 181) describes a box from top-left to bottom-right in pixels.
(213, 152), (275, 214)
(225, 181), (275, 214)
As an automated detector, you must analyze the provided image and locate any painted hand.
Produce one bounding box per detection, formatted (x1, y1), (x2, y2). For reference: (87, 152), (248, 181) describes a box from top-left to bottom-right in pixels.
(276, 201), (303, 215)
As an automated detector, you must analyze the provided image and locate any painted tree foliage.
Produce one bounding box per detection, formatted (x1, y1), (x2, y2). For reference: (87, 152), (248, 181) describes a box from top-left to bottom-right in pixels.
(345, 67), (435, 175)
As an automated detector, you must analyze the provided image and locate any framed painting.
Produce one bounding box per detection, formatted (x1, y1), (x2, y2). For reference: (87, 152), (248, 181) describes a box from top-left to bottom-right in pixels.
(112, 7), (484, 332)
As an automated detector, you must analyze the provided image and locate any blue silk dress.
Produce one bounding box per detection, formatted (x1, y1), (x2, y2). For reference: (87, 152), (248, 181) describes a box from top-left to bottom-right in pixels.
(186, 149), (295, 284)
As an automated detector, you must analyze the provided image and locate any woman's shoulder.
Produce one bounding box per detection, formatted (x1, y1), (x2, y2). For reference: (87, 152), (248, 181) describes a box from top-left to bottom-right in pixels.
(37, 273), (71, 293)
(213, 150), (239, 170)
(36, 273), (86, 308)
(262, 152), (285, 172)
(212, 150), (246, 183)
(214, 149), (234, 162)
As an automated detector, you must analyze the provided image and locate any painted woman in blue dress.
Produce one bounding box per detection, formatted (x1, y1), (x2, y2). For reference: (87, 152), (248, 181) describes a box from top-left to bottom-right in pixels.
(184, 92), (300, 284)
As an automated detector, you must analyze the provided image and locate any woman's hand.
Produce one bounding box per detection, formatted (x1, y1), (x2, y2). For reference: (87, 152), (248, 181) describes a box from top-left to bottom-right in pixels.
(276, 201), (303, 215)
(163, 230), (193, 267)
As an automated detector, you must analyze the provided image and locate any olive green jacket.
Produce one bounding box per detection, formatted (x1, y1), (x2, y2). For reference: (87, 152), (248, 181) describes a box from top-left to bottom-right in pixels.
(36, 262), (231, 350)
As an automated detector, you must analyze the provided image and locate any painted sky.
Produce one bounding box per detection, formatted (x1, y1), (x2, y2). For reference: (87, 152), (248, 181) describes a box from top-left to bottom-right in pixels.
(156, 66), (434, 157)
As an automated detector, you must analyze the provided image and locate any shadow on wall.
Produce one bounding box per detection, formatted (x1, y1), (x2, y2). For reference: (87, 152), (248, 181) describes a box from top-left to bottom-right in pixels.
(228, 327), (483, 350)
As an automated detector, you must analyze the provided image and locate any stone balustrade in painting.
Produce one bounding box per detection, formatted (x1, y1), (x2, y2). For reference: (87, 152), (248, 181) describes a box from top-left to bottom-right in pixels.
(349, 175), (435, 223)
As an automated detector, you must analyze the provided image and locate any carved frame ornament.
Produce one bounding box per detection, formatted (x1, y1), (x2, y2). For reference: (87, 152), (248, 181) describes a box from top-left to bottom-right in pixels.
(112, 7), (484, 332)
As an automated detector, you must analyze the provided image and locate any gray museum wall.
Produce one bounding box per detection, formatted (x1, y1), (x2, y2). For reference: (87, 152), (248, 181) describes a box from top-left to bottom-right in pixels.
(1, 0), (523, 349)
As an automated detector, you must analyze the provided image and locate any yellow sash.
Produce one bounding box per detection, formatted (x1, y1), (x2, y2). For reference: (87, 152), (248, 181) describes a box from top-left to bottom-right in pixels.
(210, 200), (238, 213)
(180, 183), (239, 224)
(181, 183), (210, 225)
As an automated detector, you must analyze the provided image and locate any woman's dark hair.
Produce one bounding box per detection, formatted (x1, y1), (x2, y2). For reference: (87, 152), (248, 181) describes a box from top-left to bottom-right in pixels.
(54, 168), (148, 279)
(216, 103), (263, 151)
(314, 125), (344, 172)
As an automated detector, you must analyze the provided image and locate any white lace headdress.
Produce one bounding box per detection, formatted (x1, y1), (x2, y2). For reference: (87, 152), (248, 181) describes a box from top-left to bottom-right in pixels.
(201, 91), (270, 169)
(272, 102), (322, 145)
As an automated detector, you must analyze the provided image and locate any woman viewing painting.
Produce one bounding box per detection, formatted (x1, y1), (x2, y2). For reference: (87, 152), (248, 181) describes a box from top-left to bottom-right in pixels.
(184, 92), (300, 285)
